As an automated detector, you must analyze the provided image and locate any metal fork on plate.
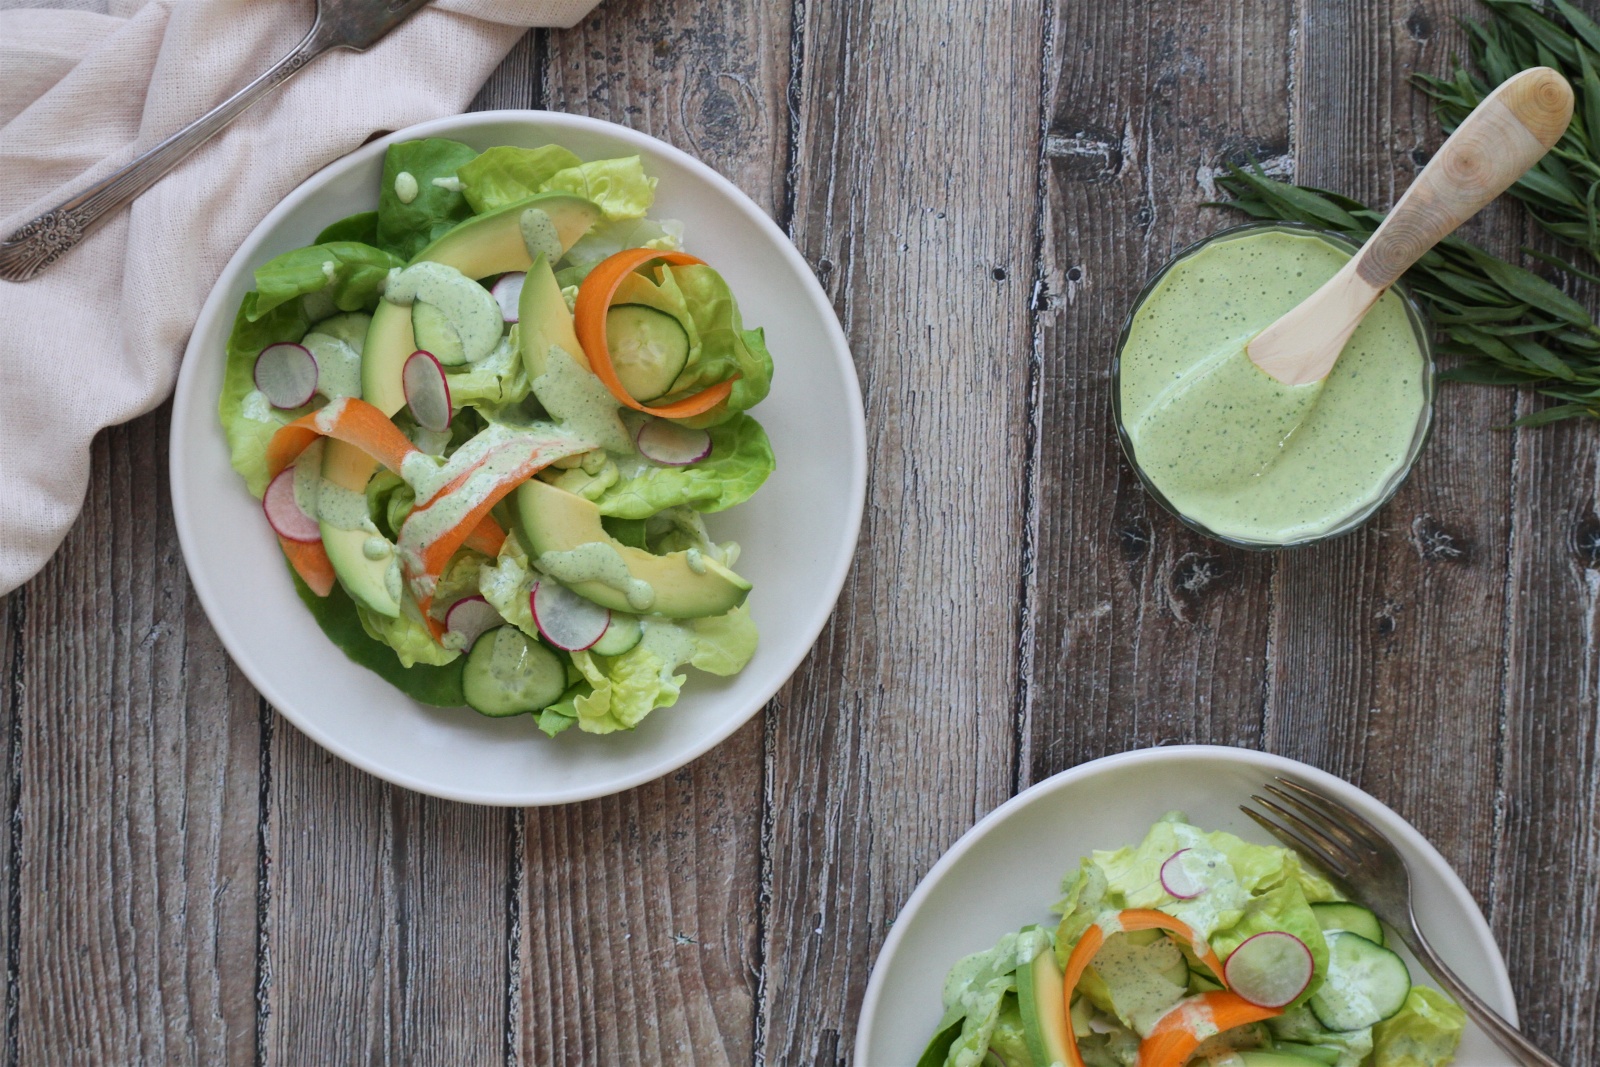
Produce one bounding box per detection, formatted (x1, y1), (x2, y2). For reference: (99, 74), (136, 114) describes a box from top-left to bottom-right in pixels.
(0, 0), (433, 283)
(1242, 778), (1563, 1067)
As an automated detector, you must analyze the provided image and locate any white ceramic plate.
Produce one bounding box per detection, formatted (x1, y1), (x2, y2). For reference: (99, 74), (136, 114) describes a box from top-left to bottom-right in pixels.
(171, 112), (865, 805)
(856, 746), (1517, 1065)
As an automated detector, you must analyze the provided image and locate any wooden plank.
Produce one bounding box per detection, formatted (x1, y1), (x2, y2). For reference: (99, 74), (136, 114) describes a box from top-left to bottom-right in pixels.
(1497, 403), (1600, 1061)
(1022, 2), (1288, 780)
(0, 592), (19, 1066)
(11, 408), (260, 1064)
(1263, 0), (1516, 906)
(514, 2), (790, 1061)
(263, 727), (508, 1065)
(757, 3), (1043, 1060)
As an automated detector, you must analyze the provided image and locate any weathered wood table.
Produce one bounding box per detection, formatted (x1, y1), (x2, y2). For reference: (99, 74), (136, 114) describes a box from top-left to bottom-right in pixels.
(3, 0), (1598, 1062)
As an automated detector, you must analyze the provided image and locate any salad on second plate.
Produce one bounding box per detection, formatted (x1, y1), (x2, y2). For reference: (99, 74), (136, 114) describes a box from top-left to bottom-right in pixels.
(219, 137), (775, 737)
(921, 814), (1466, 1067)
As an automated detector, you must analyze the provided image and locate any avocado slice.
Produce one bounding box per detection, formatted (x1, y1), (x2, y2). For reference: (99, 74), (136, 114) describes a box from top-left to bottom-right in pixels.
(515, 478), (749, 619)
(1015, 930), (1072, 1067)
(519, 252), (588, 377)
(318, 439), (402, 617)
(361, 192), (601, 415)
(1237, 1054), (1333, 1067)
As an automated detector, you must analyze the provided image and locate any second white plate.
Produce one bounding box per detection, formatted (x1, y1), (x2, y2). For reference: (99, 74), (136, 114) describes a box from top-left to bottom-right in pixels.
(856, 745), (1517, 1065)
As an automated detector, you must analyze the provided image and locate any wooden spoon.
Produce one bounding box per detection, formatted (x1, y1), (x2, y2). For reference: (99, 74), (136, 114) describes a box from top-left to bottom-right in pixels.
(1248, 67), (1574, 386)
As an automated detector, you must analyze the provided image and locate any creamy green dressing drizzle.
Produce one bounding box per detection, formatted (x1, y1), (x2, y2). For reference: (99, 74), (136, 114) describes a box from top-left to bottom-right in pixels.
(291, 439), (325, 517)
(394, 171), (418, 204)
(241, 390), (274, 422)
(1120, 228), (1427, 543)
(519, 208), (562, 263)
(1090, 934), (1187, 1035)
(431, 175), (465, 193)
(302, 332), (362, 400)
(383, 262), (502, 363)
(538, 542), (656, 611)
(685, 547), (706, 574)
(531, 346), (633, 453)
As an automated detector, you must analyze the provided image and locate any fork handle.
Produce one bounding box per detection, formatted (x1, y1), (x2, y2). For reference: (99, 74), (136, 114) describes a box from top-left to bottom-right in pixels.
(0, 15), (342, 283)
(1400, 925), (1564, 1067)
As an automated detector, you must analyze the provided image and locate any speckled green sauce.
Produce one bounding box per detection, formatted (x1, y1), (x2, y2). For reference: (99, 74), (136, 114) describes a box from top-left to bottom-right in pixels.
(1120, 229), (1428, 544)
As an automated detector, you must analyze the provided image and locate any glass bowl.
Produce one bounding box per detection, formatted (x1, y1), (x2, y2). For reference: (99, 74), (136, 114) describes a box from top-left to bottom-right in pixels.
(1111, 221), (1436, 550)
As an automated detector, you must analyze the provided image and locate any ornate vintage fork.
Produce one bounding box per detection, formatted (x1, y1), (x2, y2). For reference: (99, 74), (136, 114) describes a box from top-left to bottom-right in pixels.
(1242, 778), (1563, 1067)
(0, 0), (433, 283)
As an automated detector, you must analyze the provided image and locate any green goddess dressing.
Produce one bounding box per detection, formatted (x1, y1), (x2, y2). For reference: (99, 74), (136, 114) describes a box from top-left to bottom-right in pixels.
(1118, 227), (1429, 544)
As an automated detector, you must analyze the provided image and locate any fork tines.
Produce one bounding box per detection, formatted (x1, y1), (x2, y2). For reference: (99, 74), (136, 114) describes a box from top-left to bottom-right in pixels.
(1241, 777), (1397, 888)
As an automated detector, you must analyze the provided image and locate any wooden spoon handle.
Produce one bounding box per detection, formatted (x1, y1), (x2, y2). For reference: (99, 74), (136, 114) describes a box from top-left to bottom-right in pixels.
(1355, 66), (1573, 290)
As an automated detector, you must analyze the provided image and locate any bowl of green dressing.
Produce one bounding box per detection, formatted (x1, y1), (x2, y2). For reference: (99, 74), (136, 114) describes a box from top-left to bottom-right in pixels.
(1113, 222), (1435, 548)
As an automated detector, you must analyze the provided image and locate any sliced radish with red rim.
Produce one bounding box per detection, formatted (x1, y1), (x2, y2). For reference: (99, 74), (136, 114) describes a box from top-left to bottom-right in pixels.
(444, 596), (503, 650)
(1160, 849), (1205, 900)
(637, 420), (712, 466)
(262, 467), (320, 542)
(530, 579), (611, 651)
(403, 350), (452, 432)
(491, 272), (526, 323)
(1223, 931), (1314, 1008)
(254, 342), (318, 409)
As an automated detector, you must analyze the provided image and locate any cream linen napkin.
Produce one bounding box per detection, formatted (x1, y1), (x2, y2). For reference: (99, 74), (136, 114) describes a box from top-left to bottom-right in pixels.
(0, 0), (600, 595)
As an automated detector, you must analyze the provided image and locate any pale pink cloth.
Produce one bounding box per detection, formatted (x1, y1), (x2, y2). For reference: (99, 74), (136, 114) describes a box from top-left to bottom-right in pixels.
(0, 0), (599, 594)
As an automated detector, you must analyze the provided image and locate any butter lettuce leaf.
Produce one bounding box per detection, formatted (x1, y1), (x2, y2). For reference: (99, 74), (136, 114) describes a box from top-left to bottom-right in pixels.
(447, 328), (530, 408)
(596, 414), (774, 519)
(248, 240), (403, 319)
(220, 296), (310, 496)
(290, 571), (465, 706)
(1372, 987), (1466, 1067)
(357, 603), (461, 668)
(316, 210), (379, 246)
(921, 928), (1045, 1067)
(456, 144), (583, 214)
(376, 137), (481, 260)
(541, 155), (657, 220)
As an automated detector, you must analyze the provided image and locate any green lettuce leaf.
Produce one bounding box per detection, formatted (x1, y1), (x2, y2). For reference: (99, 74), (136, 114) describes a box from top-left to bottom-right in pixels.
(559, 216), (684, 286)
(480, 532), (539, 636)
(290, 572), (465, 706)
(447, 328), (530, 408)
(376, 138), (481, 260)
(1372, 987), (1466, 1067)
(923, 928), (1046, 1067)
(596, 414), (774, 519)
(249, 241), (403, 319)
(220, 296), (310, 496)
(356, 604), (461, 668)
(1269, 1003), (1375, 1067)
(541, 155), (657, 220)
(316, 210), (379, 245)
(456, 144), (583, 214)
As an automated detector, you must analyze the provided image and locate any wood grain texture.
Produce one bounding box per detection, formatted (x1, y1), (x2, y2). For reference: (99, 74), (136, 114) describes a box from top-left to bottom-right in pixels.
(758, 3), (1044, 1061)
(1267, 0), (1515, 927)
(1022, 0), (1288, 779)
(512, 2), (790, 1062)
(7, 409), (260, 1064)
(1497, 398), (1600, 1062)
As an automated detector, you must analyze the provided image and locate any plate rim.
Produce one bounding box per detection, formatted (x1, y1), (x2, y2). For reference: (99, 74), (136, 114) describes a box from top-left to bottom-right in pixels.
(169, 109), (866, 805)
(854, 743), (1518, 1061)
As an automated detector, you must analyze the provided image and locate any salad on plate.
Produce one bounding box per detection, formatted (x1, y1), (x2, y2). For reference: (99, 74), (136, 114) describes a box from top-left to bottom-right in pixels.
(920, 814), (1466, 1067)
(219, 136), (775, 737)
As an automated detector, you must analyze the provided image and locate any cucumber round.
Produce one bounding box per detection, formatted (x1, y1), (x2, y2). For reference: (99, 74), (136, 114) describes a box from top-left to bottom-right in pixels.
(1308, 931), (1411, 1031)
(462, 626), (567, 717)
(1310, 902), (1384, 946)
(606, 304), (689, 401)
(590, 614), (643, 656)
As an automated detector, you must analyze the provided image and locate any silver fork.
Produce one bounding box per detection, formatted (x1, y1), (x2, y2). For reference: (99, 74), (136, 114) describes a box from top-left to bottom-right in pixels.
(0, 0), (433, 284)
(1242, 777), (1562, 1067)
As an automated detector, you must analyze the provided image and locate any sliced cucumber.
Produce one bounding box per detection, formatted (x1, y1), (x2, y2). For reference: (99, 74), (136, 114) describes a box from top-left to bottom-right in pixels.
(1270, 1043), (1342, 1066)
(606, 304), (689, 401)
(412, 301), (467, 365)
(590, 613), (643, 656)
(1311, 902), (1384, 946)
(462, 626), (567, 717)
(1308, 931), (1411, 1031)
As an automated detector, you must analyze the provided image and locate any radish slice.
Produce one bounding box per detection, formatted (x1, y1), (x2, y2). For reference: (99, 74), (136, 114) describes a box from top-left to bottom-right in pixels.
(403, 350), (452, 432)
(530, 579), (611, 651)
(637, 420), (712, 466)
(1160, 849), (1205, 899)
(444, 595), (503, 650)
(254, 342), (318, 409)
(491, 272), (526, 323)
(1224, 931), (1315, 1008)
(262, 467), (320, 542)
